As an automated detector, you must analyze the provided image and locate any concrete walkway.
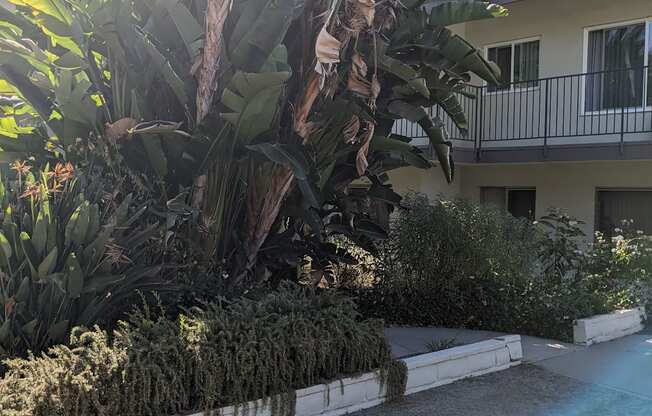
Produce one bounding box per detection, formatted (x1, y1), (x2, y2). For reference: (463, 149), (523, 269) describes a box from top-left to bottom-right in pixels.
(353, 327), (652, 415)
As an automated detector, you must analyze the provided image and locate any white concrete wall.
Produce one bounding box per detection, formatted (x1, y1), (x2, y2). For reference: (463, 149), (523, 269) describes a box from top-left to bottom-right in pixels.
(186, 336), (523, 416)
(389, 160), (652, 238)
(573, 306), (646, 345)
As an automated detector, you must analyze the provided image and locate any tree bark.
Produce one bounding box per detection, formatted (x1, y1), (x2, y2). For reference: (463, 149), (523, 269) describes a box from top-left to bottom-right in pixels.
(192, 0), (231, 214)
(196, 0), (231, 123)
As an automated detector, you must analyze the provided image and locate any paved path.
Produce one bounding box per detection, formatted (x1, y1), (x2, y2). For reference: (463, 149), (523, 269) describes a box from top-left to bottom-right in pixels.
(353, 327), (652, 416)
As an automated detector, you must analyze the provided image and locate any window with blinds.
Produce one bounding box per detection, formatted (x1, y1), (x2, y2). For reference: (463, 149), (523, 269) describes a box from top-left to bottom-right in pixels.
(487, 39), (540, 92)
(597, 189), (652, 236)
(585, 21), (652, 111)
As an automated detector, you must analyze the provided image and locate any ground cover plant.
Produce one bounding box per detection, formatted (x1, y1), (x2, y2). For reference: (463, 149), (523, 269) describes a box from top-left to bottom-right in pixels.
(0, 283), (403, 416)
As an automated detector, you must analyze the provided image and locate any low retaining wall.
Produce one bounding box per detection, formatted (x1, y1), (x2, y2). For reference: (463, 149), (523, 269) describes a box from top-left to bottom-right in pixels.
(573, 306), (646, 346)
(186, 335), (522, 416)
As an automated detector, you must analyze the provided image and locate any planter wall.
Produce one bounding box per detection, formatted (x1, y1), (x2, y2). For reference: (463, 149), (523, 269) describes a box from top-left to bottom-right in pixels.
(185, 335), (522, 416)
(573, 306), (646, 346)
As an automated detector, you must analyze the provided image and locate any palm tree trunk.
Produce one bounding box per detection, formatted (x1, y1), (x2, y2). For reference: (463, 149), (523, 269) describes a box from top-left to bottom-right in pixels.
(192, 0), (231, 217)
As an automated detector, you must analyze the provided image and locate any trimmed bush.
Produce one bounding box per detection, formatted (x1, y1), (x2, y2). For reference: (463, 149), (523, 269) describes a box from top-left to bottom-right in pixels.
(350, 195), (619, 341)
(0, 283), (395, 416)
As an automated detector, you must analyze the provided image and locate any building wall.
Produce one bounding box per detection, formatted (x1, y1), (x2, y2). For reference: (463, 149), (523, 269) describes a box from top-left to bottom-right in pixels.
(464, 0), (652, 79)
(390, 160), (652, 238)
(389, 166), (461, 201)
(396, 0), (652, 146)
(458, 0), (652, 146)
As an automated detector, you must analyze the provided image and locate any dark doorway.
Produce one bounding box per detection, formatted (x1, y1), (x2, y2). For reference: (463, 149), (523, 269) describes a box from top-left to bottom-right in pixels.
(507, 189), (536, 221)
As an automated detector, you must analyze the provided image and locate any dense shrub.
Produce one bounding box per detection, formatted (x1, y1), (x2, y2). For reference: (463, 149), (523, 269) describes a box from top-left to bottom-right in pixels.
(0, 283), (398, 416)
(378, 194), (539, 289)
(350, 194), (644, 341)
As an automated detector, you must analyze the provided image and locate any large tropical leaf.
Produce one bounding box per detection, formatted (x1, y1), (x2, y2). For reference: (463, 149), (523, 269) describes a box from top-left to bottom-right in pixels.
(220, 71), (291, 142)
(227, 0), (305, 72)
(387, 100), (453, 182)
(247, 142), (321, 208)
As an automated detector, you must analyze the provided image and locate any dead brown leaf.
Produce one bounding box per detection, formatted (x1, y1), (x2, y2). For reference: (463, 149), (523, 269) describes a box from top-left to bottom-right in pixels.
(347, 53), (372, 97)
(105, 117), (137, 142)
(4, 296), (15, 317)
(370, 74), (381, 109)
(346, 0), (375, 31)
(343, 115), (361, 143)
(315, 26), (341, 66)
(294, 73), (321, 139)
(356, 121), (375, 175)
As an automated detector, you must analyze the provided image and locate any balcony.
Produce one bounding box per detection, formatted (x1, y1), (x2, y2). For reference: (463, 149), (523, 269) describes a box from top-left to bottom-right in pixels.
(394, 66), (652, 163)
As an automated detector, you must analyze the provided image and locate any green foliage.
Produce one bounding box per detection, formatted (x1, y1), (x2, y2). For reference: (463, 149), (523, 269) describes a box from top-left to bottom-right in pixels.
(0, 162), (166, 358)
(378, 194), (539, 289)
(0, 283), (396, 416)
(536, 209), (587, 282)
(379, 359), (408, 403)
(584, 221), (652, 310)
(0, 0), (510, 291)
(349, 195), (620, 342)
(0, 0), (202, 174)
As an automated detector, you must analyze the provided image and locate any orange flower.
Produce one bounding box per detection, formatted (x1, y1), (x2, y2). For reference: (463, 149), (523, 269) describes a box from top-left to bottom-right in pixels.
(47, 162), (74, 182)
(10, 160), (31, 175)
(20, 184), (40, 200)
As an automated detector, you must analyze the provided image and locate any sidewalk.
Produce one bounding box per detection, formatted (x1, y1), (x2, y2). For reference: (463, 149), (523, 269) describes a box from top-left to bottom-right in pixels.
(354, 327), (652, 415)
(385, 327), (583, 363)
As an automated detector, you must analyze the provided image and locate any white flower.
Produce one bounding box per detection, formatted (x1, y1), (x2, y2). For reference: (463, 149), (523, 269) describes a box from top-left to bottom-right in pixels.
(614, 228), (623, 233)
(637, 230), (645, 235)
(569, 221), (578, 226)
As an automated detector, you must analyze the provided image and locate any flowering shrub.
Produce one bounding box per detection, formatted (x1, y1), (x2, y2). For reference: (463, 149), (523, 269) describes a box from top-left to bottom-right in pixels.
(585, 221), (652, 310)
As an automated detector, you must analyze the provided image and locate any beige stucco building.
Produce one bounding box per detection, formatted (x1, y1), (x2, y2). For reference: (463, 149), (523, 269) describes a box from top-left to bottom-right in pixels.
(390, 0), (652, 239)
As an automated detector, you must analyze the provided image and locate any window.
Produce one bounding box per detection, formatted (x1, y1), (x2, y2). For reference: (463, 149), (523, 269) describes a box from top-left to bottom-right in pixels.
(480, 187), (536, 221)
(487, 39), (540, 92)
(597, 189), (652, 235)
(585, 20), (652, 111)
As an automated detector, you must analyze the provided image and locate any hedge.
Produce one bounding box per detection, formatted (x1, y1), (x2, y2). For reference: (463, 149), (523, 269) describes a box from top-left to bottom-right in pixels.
(0, 283), (400, 416)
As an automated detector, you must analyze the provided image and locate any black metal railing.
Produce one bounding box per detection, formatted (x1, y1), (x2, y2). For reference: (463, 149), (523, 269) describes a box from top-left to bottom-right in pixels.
(393, 66), (652, 156)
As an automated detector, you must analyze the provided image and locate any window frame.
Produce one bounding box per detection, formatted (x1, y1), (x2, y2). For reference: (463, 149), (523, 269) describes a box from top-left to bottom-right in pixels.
(483, 36), (542, 95)
(594, 187), (652, 236)
(581, 18), (652, 115)
(480, 186), (537, 219)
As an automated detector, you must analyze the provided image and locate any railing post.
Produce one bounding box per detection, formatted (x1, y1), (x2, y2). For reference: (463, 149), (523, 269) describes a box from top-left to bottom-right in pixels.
(620, 104), (626, 156)
(543, 78), (550, 158)
(477, 86), (484, 161)
(473, 86), (480, 161)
